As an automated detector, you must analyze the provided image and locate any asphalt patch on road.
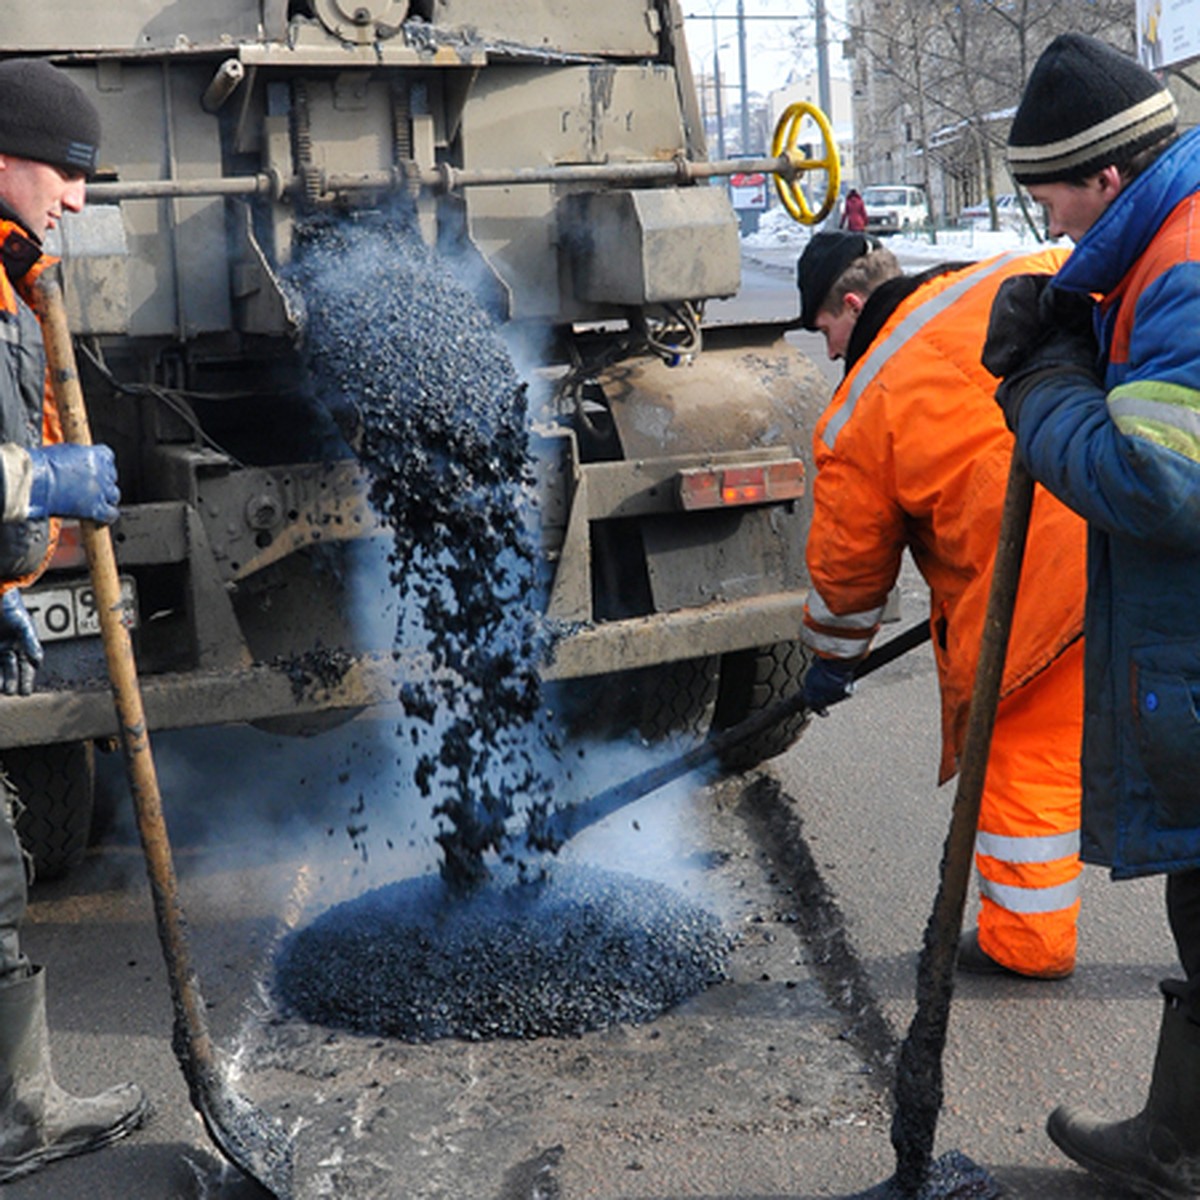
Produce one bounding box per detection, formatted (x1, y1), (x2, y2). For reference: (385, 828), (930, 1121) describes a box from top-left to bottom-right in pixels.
(738, 774), (898, 1080)
(272, 862), (731, 1041)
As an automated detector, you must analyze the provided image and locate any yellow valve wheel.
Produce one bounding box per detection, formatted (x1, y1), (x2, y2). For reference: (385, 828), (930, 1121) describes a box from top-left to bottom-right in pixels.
(771, 101), (841, 225)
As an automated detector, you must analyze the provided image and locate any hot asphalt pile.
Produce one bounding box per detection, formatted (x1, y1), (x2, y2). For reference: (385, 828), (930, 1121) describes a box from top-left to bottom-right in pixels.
(272, 862), (731, 1041)
(279, 209), (731, 1042)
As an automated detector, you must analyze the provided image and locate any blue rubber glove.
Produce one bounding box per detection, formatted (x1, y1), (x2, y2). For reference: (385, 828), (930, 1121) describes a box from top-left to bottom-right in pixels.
(801, 655), (858, 715)
(0, 590), (42, 696)
(27, 444), (120, 525)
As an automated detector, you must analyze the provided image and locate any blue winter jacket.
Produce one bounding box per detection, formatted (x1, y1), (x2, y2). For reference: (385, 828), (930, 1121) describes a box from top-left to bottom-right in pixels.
(1015, 125), (1200, 879)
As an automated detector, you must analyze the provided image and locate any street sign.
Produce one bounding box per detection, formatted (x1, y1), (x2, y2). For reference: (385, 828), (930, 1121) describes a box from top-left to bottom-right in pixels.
(730, 170), (767, 210)
(1137, 0), (1200, 70)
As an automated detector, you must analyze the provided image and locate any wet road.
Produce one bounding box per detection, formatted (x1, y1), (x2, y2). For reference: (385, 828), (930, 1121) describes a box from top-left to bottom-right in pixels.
(9, 249), (1172, 1199)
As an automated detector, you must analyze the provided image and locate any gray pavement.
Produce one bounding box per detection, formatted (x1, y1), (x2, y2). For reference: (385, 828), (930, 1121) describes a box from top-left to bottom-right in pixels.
(13, 654), (1172, 1199)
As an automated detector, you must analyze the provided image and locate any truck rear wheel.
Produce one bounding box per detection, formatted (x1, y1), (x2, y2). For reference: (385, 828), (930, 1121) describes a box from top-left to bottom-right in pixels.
(631, 656), (720, 743)
(552, 656), (720, 745)
(7, 741), (96, 881)
(710, 641), (812, 770)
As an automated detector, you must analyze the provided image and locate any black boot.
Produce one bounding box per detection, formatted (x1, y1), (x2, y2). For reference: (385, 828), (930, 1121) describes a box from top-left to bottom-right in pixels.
(0, 966), (148, 1183)
(1047, 980), (1200, 1198)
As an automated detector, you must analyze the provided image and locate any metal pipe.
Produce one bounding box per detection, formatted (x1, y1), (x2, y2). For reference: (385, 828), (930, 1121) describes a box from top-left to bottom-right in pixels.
(201, 58), (245, 113)
(85, 151), (805, 204)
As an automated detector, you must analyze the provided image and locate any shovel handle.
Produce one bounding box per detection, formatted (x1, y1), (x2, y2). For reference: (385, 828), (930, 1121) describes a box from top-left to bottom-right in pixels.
(541, 619), (932, 846)
(891, 451), (1036, 1189)
(32, 273), (219, 1084)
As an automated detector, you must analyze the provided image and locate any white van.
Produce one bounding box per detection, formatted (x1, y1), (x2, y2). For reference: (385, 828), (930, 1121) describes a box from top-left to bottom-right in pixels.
(861, 185), (929, 236)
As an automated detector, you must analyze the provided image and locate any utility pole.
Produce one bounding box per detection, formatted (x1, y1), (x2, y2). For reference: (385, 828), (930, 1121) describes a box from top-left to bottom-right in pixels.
(736, 0), (750, 153)
(815, 0), (831, 116)
(711, 9), (727, 159)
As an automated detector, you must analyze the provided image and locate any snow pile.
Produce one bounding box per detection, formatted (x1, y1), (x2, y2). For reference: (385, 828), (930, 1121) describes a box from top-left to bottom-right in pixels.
(743, 202), (1063, 264)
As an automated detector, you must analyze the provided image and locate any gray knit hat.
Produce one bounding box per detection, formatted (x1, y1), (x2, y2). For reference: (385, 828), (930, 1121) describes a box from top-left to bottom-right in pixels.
(0, 58), (101, 178)
(1008, 33), (1176, 185)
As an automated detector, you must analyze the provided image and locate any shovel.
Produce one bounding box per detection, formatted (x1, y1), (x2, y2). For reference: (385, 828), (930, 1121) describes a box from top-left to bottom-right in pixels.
(33, 272), (294, 1199)
(535, 617), (931, 848)
(848, 452), (1035, 1200)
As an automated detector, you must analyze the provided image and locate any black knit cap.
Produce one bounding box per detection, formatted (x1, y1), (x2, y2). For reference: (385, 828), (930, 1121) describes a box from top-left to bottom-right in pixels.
(1008, 33), (1176, 185)
(797, 231), (881, 331)
(0, 58), (101, 178)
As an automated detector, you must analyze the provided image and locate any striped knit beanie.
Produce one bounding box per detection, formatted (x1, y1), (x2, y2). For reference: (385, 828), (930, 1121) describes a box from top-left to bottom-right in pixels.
(1008, 33), (1177, 185)
(0, 58), (100, 178)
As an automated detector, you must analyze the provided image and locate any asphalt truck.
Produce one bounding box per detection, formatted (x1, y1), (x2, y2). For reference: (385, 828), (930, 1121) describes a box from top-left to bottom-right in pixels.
(0, 1), (833, 875)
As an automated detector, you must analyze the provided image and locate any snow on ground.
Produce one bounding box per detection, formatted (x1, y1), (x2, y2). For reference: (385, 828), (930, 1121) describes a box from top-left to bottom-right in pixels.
(741, 203), (1059, 264)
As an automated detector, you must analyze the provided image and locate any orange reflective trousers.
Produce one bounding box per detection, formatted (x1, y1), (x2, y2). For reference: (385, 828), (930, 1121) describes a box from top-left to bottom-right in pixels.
(975, 636), (1084, 977)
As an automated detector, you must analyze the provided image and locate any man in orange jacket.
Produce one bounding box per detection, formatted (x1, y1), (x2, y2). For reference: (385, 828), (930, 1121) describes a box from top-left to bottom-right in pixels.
(796, 231), (1088, 980)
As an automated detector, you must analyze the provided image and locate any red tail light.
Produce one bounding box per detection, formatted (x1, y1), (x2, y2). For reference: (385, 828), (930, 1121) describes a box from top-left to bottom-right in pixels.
(677, 458), (805, 511)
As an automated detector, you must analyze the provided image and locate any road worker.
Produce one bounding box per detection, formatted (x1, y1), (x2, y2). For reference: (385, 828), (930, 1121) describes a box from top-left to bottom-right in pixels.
(984, 32), (1200, 1195)
(796, 230), (1087, 980)
(0, 57), (145, 1183)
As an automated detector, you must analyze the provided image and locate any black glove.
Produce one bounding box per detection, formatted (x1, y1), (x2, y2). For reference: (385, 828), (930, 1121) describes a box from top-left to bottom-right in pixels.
(0, 590), (42, 696)
(800, 655), (858, 716)
(982, 274), (1099, 431)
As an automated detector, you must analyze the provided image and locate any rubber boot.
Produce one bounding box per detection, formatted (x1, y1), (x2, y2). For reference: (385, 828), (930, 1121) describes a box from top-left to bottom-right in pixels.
(1047, 980), (1200, 1199)
(0, 965), (148, 1183)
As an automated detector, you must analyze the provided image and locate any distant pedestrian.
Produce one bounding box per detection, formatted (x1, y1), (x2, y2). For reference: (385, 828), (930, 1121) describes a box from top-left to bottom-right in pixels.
(984, 31), (1200, 1195)
(839, 187), (867, 232)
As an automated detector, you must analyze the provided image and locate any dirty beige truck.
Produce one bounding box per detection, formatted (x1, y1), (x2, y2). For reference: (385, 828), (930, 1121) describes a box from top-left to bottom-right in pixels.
(0, 1), (829, 873)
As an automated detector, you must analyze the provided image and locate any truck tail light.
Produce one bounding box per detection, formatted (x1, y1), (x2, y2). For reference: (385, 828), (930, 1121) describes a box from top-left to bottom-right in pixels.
(677, 458), (805, 511)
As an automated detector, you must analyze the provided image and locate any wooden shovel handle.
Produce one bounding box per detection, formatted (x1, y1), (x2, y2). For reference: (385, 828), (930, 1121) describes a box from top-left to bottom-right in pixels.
(32, 272), (219, 1081)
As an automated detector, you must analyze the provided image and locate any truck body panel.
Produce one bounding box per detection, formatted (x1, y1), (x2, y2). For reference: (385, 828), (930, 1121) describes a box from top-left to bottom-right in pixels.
(0, 1), (828, 872)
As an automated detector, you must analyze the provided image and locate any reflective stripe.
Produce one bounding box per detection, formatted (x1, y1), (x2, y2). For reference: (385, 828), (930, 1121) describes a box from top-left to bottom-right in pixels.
(979, 875), (1082, 915)
(975, 829), (1080, 864)
(822, 252), (1029, 450)
(1109, 381), (1200, 464)
(0, 445), (31, 523)
(803, 590), (883, 658)
(805, 589), (885, 630)
(803, 628), (872, 659)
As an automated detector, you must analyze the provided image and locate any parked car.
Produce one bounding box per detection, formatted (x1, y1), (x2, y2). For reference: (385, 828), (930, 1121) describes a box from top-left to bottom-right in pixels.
(861, 185), (930, 236)
(959, 192), (1039, 233)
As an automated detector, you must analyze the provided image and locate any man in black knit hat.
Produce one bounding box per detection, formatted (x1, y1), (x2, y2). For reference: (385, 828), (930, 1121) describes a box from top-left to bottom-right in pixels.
(0, 57), (146, 1183)
(983, 31), (1200, 1198)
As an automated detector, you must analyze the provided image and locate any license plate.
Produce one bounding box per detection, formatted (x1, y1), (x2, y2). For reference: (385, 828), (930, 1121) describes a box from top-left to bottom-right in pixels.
(22, 576), (138, 643)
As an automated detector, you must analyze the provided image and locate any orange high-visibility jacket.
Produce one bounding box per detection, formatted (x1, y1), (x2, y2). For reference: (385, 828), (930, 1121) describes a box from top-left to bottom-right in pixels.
(0, 218), (64, 593)
(805, 249), (1086, 783)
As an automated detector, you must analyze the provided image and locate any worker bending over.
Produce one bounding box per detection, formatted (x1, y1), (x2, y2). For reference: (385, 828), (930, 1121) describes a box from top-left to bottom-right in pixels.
(796, 231), (1087, 981)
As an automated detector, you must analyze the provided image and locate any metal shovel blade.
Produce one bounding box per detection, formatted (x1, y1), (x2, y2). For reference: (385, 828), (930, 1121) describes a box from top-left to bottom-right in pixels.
(193, 1068), (294, 1198)
(844, 1149), (1001, 1199)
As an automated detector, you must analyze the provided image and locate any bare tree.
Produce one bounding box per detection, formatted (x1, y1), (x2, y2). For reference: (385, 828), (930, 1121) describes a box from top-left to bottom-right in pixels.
(846, 0), (1136, 228)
